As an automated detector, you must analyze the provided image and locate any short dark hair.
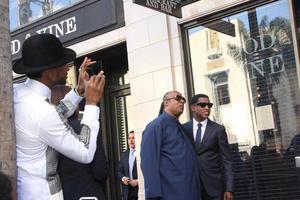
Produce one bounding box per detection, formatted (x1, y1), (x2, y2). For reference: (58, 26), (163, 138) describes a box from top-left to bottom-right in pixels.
(190, 94), (209, 105)
(129, 130), (134, 134)
(162, 91), (173, 101)
(0, 171), (13, 200)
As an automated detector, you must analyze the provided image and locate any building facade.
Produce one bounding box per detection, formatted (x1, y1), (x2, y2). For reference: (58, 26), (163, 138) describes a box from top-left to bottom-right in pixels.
(9, 0), (300, 199)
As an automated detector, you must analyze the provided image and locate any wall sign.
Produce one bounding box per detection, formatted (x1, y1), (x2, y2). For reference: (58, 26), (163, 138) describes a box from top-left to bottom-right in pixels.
(133, 0), (182, 18)
(10, 0), (119, 61)
(134, 0), (202, 18)
(132, 0), (200, 18)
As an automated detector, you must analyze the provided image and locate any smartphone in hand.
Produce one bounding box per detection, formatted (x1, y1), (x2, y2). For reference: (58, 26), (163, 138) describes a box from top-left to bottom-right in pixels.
(87, 60), (103, 76)
(79, 197), (98, 200)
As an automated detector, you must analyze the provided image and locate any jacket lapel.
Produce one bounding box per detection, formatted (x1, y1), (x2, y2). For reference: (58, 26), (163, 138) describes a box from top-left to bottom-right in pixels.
(124, 150), (130, 176)
(195, 119), (214, 153)
(133, 159), (137, 179)
(201, 119), (213, 145)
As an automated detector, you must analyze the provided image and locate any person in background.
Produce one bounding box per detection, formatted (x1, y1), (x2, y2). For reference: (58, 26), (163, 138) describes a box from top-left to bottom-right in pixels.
(0, 171), (14, 200)
(13, 33), (105, 200)
(183, 94), (233, 200)
(118, 131), (138, 200)
(141, 91), (200, 200)
(51, 85), (109, 200)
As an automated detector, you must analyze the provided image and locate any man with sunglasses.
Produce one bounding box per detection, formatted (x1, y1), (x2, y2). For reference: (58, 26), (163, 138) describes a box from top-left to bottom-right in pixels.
(141, 91), (200, 200)
(183, 94), (233, 200)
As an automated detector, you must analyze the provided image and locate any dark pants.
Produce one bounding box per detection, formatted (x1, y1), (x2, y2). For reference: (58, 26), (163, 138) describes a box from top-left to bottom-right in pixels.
(202, 187), (222, 200)
(128, 197), (138, 200)
(128, 186), (138, 200)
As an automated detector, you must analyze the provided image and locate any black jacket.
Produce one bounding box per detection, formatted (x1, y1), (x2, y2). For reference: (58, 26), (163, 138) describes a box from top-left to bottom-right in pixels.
(58, 118), (109, 200)
(117, 149), (138, 200)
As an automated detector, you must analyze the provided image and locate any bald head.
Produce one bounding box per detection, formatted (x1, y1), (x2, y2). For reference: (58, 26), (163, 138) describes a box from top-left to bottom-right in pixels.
(162, 91), (186, 118)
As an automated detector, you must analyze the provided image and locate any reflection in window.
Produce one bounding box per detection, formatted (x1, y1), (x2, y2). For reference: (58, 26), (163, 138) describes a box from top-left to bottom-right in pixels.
(209, 72), (230, 105)
(217, 84), (230, 105)
(9, 0), (84, 30)
(187, 0), (300, 199)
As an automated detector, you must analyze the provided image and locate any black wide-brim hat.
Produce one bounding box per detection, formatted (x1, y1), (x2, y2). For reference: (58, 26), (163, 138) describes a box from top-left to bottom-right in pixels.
(13, 33), (76, 74)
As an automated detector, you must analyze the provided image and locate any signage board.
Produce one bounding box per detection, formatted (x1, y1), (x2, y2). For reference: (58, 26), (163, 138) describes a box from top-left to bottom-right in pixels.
(10, 0), (119, 61)
(133, 0), (182, 18)
(132, 0), (201, 18)
(179, 0), (200, 6)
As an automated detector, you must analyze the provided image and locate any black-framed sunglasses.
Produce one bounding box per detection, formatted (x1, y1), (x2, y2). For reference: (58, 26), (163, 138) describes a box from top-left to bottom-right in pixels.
(195, 102), (213, 108)
(165, 95), (186, 103)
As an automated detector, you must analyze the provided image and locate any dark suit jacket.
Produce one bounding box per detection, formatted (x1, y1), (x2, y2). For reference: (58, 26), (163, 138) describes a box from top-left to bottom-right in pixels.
(117, 149), (138, 200)
(141, 112), (200, 200)
(183, 119), (234, 198)
(58, 118), (109, 200)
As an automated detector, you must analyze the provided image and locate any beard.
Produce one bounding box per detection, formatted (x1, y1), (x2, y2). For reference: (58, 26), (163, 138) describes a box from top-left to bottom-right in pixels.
(56, 76), (67, 85)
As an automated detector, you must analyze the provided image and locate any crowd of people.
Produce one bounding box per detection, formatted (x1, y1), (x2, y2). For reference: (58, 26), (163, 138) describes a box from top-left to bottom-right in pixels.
(2, 33), (235, 200)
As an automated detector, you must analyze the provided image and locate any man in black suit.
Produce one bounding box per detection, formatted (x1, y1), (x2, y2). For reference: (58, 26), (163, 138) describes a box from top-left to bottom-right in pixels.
(118, 131), (138, 200)
(183, 94), (234, 200)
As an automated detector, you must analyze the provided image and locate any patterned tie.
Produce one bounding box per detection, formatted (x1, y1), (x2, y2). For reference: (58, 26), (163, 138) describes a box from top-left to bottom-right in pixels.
(195, 123), (202, 145)
(129, 149), (135, 179)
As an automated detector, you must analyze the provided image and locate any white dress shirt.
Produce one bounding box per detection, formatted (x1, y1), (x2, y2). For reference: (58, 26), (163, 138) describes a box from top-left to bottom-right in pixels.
(192, 118), (208, 142)
(14, 79), (100, 200)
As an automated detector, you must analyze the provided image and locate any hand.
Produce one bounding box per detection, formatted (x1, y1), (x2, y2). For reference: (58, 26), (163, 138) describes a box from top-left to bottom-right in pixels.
(129, 179), (138, 187)
(76, 57), (96, 96)
(85, 71), (105, 105)
(224, 192), (233, 200)
(122, 177), (130, 185)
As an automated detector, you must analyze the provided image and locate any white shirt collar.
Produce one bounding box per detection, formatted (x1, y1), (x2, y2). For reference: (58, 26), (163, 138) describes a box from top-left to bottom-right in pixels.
(193, 118), (208, 129)
(25, 78), (51, 100)
(192, 118), (208, 141)
(130, 147), (135, 152)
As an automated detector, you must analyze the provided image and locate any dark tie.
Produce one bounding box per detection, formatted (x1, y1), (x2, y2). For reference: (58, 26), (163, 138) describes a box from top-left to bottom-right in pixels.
(195, 123), (202, 145)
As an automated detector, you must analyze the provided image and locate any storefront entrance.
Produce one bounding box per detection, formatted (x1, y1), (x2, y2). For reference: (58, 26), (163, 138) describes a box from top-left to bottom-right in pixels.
(76, 42), (132, 200)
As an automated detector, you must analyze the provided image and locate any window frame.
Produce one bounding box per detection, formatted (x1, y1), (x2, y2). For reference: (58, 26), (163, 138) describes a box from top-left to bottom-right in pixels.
(180, 0), (300, 119)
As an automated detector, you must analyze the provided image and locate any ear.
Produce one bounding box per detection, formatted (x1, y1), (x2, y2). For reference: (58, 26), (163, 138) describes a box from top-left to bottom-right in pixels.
(45, 69), (57, 81)
(163, 100), (169, 107)
(191, 104), (196, 112)
(40, 69), (52, 81)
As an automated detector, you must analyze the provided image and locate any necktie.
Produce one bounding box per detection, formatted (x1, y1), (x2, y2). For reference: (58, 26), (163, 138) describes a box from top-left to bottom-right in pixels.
(195, 123), (202, 145)
(129, 149), (135, 179)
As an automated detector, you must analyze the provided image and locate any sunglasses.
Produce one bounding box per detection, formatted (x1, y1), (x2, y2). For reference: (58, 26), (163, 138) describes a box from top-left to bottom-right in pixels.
(195, 102), (213, 108)
(165, 95), (186, 103)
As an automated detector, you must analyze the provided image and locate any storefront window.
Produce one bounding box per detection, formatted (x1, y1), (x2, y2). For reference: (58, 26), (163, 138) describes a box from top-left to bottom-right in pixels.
(9, 0), (84, 30)
(185, 0), (300, 199)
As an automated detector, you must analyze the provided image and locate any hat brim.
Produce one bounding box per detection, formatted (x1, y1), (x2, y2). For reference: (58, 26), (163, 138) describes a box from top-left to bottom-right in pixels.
(12, 48), (76, 74)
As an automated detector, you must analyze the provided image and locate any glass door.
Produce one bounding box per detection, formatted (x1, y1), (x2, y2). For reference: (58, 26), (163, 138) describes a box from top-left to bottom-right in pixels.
(106, 86), (133, 200)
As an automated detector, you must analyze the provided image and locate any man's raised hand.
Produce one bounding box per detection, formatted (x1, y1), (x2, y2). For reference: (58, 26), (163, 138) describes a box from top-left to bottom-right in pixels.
(85, 71), (105, 105)
(76, 57), (95, 96)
